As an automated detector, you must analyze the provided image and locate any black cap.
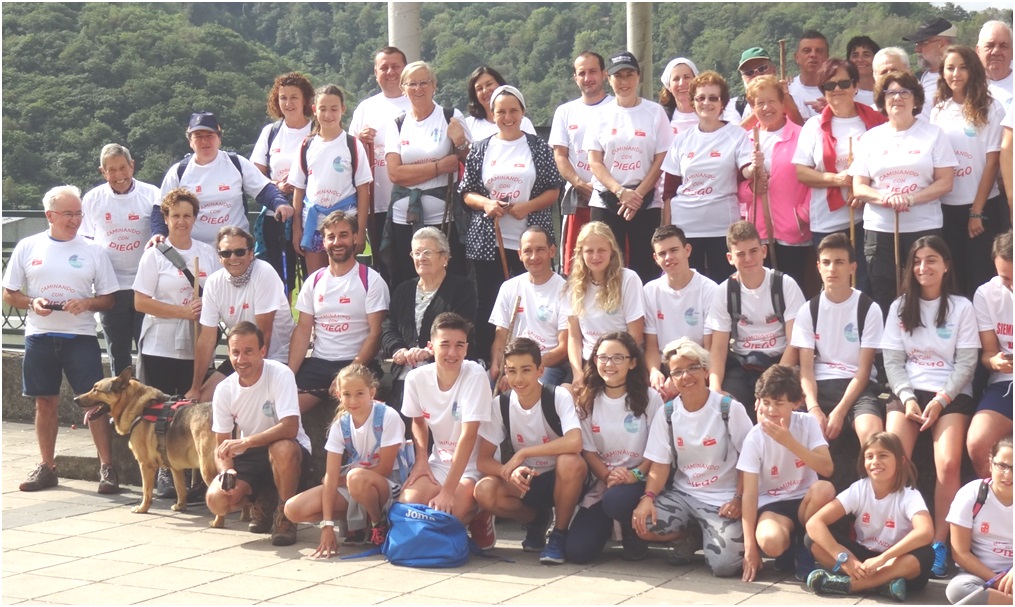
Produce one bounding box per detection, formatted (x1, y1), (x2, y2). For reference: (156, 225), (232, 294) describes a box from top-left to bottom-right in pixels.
(607, 51), (640, 75)
(187, 111), (222, 134)
(903, 18), (957, 43)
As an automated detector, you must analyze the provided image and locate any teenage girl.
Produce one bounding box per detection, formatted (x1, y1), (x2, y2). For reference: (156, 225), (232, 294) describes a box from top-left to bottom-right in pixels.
(283, 364), (405, 557)
(805, 432), (934, 601)
(289, 84), (373, 273)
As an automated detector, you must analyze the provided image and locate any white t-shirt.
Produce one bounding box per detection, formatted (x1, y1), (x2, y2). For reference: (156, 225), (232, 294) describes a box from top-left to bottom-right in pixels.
(880, 295), (981, 396)
(489, 273), (568, 353)
(295, 263), (389, 361)
(199, 260), (295, 363)
(401, 361), (492, 470)
(988, 72), (1013, 108)
(643, 271), (719, 349)
(838, 478), (929, 553)
(856, 89), (875, 107)
(464, 115), (536, 142)
(481, 136), (536, 250)
(548, 95), (615, 185)
(132, 240), (219, 359)
(662, 123), (752, 238)
(974, 276), (1014, 384)
(349, 93), (413, 215)
(2, 233), (118, 337)
(791, 290), (885, 381)
(565, 268), (645, 360)
(737, 411), (827, 508)
(788, 76), (822, 121)
(580, 390), (664, 507)
(947, 479), (1014, 572)
(849, 120), (958, 234)
(80, 181), (158, 289)
(921, 71), (939, 122)
(250, 121), (313, 187)
(584, 98), (673, 210)
(793, 114), (868, 233)
(931, 98), (1005, 205)
(706, 268), (806, 357)
(722, 98), (752, 124)
(286, 131), (373, 226)
(644, 391), (753, 507)
(384, 105), (469, 225)
(325, 404), (406, 473)
(479, 386), (582, 474)
(211, 359), (311, 452)
(161, 151), (272, 245)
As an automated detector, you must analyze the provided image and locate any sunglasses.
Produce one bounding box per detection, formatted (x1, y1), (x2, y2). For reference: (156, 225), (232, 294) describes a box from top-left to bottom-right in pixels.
(218, 247), (250, 258)
(740, 63), (771, 77)
(694, 95), (722, 104)
(821, 79), (854, 92)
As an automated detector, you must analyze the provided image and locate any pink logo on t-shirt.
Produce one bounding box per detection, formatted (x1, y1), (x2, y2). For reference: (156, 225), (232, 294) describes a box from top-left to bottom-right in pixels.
(862, 512), (871, 524)
(657, 311), (664, 320)
(31, 259), (43, 266)
(676, 437), (684, 448)
(610, 129), (617, 135)
(128, 213), (139, 221)
(339, 296), (351, 304)
(709, 149), (721, 158)
(634, 130), (646, 137)
(218, 184), (230, 192)
(592, 424), (601, 433)
(794, 459), (805, 468)
(568, 124), (578, 131)
(687, 152), (695, 159)
(981, 522), (990, 534)
(105, 213), (112, 221)
(703, 437), (717, 447)
(770, 466), (779, 477)
(885, 519), (896, 528)
(516, 433), (524, 444)
(318, 294), (324, 302)
(195, 186), (203, 193)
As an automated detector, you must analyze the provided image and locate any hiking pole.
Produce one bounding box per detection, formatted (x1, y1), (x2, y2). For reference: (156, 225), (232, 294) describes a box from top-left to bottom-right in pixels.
(366, 141), (376, 260)
(847, 137), (856, 287)
(955, 566), (1012, 605)
(751, 125), (761, 224)
(494, 215), (510, 280)
(894, 210), (902, 297)
(753, 126), (778, 270)
(779, 40), (787, 82)
(494, 295), (523, 397)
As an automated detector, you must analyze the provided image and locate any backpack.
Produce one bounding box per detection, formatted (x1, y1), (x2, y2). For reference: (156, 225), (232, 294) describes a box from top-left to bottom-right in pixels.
(310, 263), (370, 292)
(264, 119), (284, 171)
(394, 106), (454, 134)
(726, 270), (785, 342)
(735, 97), (749, 119)
(498, 385), (564, 462)
(346, 502), (470, 568)
(972, 479), (991, 518)
(807, 291), (874, 360)
(663, 394), (737, 465)
(176, 151), (249, 213)
(338, 402), (415, 485)
(299, 133), (359, 183)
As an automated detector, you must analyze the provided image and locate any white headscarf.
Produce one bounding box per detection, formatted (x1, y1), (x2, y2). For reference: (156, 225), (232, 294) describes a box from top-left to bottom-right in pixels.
(660, 57), (699, 88)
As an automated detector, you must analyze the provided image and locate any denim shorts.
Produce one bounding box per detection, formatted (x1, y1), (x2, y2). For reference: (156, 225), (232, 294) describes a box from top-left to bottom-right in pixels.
(23, 334), (104, 397)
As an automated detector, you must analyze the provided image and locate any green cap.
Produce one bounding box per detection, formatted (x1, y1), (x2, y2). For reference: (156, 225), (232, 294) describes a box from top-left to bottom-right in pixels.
(738, 47), (770, 70)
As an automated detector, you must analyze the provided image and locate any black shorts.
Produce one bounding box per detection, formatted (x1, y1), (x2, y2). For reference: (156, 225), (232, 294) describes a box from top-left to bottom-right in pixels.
(815, 378), (884, 422)
(294, 357), (383, 392)
(758, 497), (804, 527)
(232, 442), (312, 498)
(887, 389), (975, 417)
(521, 469), (557, 511)
(823, 531), (934, 592)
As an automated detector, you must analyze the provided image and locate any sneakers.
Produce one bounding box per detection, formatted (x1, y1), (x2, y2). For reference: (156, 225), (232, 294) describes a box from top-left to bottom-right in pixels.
(20, 463), (58, 492)
(666, 536), (696, 566)
(248, 488), (277, 534)
(521, 509), (552, 552)
(877, 577), (907, 602)
(930, 541), (949, 578)
(97, 464), (120, 494)
(469, 511), (497, 551)
(343, 529), (368, 545)
(270, 508), (297, 546)
(154, 467), (175, 499)
(806, 569), (852, 595)
(369, 520), (388, 546)
(794, 536), (817, 581)
(620, 529), (649, 561)
(539, 529), (566, 565)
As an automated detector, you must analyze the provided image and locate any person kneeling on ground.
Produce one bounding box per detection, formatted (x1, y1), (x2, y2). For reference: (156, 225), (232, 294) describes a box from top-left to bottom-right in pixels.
(474, 337), (587, 565)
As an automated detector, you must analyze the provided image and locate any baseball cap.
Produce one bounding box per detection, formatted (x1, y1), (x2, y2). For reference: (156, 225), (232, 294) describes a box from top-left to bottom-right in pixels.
(738, 47), (771, 70)
(187, 112), (222, 134)
(903, 18), (957, 43)
(608, 51), (640, 75)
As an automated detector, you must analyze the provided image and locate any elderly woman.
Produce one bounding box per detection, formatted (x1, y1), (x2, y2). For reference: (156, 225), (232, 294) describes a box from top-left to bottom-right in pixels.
(632, 338), (752, 575)
(662, 71), (752, 283)
(381, 227), (477, 431)
(793, 58), (887, 293)
(846, 36), (881, 107)
(464, 66), (536, 141)
(384, 61), (472, 288)
(250, 72), (315, 295)
(850, 71), (957, 315)
(155, 112), (293, 246)
(133, 188), (219, 395)
(460, 85), (562, 364)
(586, 51), (673, 284)
(738, 75), (812, 287)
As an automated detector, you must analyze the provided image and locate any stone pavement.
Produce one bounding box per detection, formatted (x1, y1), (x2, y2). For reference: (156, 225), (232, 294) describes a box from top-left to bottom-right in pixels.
(2, 421), (949, 605)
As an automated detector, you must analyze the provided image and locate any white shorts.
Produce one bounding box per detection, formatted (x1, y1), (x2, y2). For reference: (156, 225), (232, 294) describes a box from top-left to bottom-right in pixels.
(429, 460), (483, 486)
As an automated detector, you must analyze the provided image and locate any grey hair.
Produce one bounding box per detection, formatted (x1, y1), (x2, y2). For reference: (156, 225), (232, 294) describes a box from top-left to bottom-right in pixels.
(412, 226), (450, 255)
(99, 143), (133, 167)
(873, 47), (911, 71)
(661, 337), (710, 371)
(42, 185), (82, 211)
(401, 61), (436, 88)
(979, 20), (1013, 44)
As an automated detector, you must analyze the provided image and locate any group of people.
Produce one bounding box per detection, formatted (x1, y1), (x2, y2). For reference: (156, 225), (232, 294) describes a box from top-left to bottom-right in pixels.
(3, 15), (1013, 604)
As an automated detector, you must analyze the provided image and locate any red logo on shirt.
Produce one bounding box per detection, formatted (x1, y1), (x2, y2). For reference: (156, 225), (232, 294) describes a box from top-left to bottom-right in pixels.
(687, 152), (695, 159)
(272, 148), (281, 154)
(105, 213), (112, 222)
(634, 130), (646, 137)
(909, 149), (920, 155)
(568, 124), (578, 130)
(31, 259), (43, 266)
(862, 513), (871, 524)
(242, 303), (250, 310)
(195, 185), (202, 194)
(656, 311), (664, 320)
(709, 149), (721, 158)
(218, 184), (230, 192)
(703, 437), (717, 447)
(611, 129), (618, 135)
(339, 296), (351, 304)
(517, 306), (525, 313)
(815, 332), (821, 341)
(490, 160), (497, 166)
(514, 163), (526, 168)
(128, 213), (139, 221)
(770, 466), (779, 477)
(401, 140), (410, 146)
(318, 295), (324, 303)
(795, 459), (805, 468)
(592, 424), (601, 433)
(676, 437), (684, 448)
(422, 410), (430, 419)
(229, 306), (235, 315)
(885, 519), (896, 529)
(542, 436), (551, 444)
(981, 522), (990, 534)
(516, 433), (524, 444)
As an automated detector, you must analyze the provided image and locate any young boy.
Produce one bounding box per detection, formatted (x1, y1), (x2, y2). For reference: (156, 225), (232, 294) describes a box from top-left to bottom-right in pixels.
(400, 312), (496, 548)
(737, 365), (835, 583)
(644, 225), (720, 395)
(474, 337), (586, 564)
(792, 233), (885, 446)
(707, 222), (805, 418)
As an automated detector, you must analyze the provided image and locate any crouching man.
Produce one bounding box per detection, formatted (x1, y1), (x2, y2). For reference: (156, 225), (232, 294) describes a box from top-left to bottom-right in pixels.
(205, 322), (312, 546)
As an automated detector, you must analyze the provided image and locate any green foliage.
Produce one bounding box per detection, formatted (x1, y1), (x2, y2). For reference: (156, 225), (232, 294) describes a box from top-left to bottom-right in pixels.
(2, 2), (1011, 210)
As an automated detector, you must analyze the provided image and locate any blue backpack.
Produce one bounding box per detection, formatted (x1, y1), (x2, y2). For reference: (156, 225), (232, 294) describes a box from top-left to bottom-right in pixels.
(338, 402), (414, 485)
(376, 502), (471, 568)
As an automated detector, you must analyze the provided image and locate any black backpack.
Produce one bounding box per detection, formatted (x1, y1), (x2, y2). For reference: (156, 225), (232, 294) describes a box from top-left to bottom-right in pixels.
(807, 291), (874, 359)
(726, 270), (785, 341)
(298, 133), (358, 182)
(498, 385), (564, 462)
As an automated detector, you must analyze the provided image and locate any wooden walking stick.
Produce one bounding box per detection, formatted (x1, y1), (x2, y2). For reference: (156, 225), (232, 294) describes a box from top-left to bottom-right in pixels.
(494, 215), (510, 280)
(365, 141), (376, 251)
(847, 137), (856, 287)
(894, 210), (902, 296)
(192, 257), (201, 357)
(494, 295), (523, 396)
(751, 126), (762, 224)
(779, 39), (787, 82)
(753, 126), (779, 270)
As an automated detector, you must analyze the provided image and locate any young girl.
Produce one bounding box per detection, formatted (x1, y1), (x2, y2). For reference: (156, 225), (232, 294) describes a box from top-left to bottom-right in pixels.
(283, 364), (406, 558)
(882, 236), (981, 577)
(288, 84), (373, 273)
(805, 432), (934, 602)
(566, 221), (645, 390)
(946, 436), (1014, 605)
(565, 332), (663, 564)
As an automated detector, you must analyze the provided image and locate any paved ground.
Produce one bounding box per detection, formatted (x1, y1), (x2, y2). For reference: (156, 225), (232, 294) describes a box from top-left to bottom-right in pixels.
(2, 421), (949, 605)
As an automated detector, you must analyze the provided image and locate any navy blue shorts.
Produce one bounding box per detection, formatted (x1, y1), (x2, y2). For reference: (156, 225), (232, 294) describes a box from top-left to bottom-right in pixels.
(758, 497), (804, 526)
(520, 468), (557, 511)
(23, 334), (104, 397)
(977, 381), (1013, 420)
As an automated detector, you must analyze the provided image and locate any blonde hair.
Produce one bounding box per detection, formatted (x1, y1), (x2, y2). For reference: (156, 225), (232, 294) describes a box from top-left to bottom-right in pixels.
(567, 221), (624, 317)
(329, 364), (379, 424)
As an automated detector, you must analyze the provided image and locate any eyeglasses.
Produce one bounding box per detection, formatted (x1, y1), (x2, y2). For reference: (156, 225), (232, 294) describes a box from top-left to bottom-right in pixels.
(409, 249), (442, 260)
(218, 247), (250, 258)
(50, 211), (83, 219)
(669, 364), (704, 377)
(596, 354), (632, 365)
(992, 460), (1013, 475)
(821, 79), (854, 92)
(694, 95), (721, 104)
(404, 80), (432, 90)
(884, 89), (913, 99)
(740, 63), (772, 78)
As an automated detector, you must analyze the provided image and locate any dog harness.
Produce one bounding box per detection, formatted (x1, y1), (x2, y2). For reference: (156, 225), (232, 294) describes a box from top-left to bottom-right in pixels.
(128, 397), (195, 463)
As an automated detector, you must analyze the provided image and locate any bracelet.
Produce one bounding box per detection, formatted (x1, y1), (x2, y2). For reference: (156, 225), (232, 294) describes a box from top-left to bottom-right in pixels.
(27, 297), (35, 310)
(641, 491), (657, 502)
(630, 468), (646, 482)
(615, 186), (625, 197)
(969, 211), (987, 220)
(732, 493), (743, 500)
(807, 406), (821, 413)
(319, 520), (335, 529)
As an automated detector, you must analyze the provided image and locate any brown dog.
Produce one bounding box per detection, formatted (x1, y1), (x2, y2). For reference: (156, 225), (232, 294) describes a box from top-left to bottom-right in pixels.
(74, 367), (227, 527)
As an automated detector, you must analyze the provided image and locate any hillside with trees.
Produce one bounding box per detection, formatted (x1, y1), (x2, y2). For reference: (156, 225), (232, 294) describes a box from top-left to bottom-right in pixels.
(2, 2), (1010, 209)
